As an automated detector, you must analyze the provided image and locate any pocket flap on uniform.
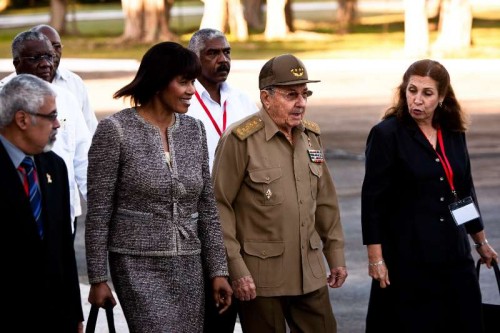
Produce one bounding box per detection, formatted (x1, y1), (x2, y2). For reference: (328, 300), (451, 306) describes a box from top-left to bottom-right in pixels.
(244, 241), (285, 259)
(309, 232), (323, 250)
(309, 163), (323, 178)
(249, 167), (282, 184)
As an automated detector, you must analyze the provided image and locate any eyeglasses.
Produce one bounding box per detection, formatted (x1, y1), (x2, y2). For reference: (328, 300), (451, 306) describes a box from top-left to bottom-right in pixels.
(270, 88), (313, 102)
(19, 54), (54, 64)
(32, 111), (58, 122)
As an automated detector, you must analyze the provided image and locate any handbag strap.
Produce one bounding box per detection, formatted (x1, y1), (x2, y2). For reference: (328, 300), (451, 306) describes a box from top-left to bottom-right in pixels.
(475, 259), (500, 296)
(85, 302), (116, 333)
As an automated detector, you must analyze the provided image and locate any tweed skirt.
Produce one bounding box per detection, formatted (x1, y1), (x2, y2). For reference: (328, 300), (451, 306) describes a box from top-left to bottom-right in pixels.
(109, 252), (205, 333)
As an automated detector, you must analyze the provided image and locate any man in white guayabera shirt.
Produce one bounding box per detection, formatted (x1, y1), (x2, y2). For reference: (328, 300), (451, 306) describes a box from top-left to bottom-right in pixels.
(0, 31), (91, 237)
(31, 24), (98, 134)
(188, 28), (258, 171)
(1, 25), (98, 134)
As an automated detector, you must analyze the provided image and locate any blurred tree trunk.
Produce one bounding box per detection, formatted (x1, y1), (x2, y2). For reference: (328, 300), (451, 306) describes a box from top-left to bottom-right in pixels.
(403, 0), (428, 57)
(285, 0), (294, 32)
(243, 0), (263, 30)
(50, 0), (68, 34)
(122, 0), (143, 41)
(433, 0), (472, 54)
(0, 0), (10, 12)
(337, 0), (357, 35)
(265, 0), (288, 40)
(243, 0), (292, 34)
(121, 0), (175, 42)
(200, 0), (248, 40)
(164, 0), (173, 22)
(228, 0), (248, 40)
(200, 0), (228, 32)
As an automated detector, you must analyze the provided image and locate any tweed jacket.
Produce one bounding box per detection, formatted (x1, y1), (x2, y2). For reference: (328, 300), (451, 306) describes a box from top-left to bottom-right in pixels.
(86, 108), (228, 284)
(212, 110), (346, 297)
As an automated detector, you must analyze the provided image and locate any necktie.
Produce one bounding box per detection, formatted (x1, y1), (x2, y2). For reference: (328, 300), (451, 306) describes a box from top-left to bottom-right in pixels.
(18, 157), (44, 238)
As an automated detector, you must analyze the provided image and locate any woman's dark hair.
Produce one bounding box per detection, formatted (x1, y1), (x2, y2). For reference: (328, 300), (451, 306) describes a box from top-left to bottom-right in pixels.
(384, 59), (467, 132)
(114, 42), (201, 106)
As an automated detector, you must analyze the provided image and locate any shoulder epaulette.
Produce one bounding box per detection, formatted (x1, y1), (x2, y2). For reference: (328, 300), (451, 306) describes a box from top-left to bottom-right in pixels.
(303, 119), (321, 135)
(232, 116), (264, 140)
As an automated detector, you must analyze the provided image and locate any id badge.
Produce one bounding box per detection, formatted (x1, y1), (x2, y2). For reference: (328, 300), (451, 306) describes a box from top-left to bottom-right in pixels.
(448, 196), (480, 226)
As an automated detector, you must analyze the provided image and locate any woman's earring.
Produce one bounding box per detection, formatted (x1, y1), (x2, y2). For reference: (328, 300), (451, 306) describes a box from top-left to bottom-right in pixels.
(439, 101), (443, 108)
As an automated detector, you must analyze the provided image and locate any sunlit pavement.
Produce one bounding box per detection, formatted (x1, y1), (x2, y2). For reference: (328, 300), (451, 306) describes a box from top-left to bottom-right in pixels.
(2, 57), (498, 332)
(79, 283), (244, 332)
(3, 57), (498, 116)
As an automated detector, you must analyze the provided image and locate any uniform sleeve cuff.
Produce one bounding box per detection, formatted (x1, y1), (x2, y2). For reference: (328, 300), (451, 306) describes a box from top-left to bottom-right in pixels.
(325, 249), (346, 269)
(228, 257), (251, 281)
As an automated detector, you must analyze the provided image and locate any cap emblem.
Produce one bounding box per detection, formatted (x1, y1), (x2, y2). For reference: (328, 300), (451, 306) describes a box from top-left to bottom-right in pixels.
(290, 67), (304, 77)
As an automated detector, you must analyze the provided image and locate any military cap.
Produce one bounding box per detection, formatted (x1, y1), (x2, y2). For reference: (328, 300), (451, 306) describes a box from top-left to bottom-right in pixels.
(258, 54), (320, 90)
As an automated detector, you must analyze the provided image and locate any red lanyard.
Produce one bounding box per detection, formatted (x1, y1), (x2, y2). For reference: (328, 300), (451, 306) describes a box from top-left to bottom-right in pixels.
(434, 128), (457, 198)
(194, 91), (227, 137)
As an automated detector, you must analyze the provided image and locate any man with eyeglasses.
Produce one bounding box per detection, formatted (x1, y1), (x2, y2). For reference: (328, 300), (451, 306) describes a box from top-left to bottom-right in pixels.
(212, 54), (348, 333)
(1, 25), (97, 134)
(1, 30), (92, 239)
(31, 24), (98, 134)
(0, 74), (84, 332)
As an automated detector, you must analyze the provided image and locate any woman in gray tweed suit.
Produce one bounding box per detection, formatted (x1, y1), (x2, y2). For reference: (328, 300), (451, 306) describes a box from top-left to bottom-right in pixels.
(85, 42), (233, 333)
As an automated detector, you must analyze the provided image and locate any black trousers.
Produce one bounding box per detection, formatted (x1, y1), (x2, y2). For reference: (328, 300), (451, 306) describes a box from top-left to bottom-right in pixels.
(72, 217), (77, 242)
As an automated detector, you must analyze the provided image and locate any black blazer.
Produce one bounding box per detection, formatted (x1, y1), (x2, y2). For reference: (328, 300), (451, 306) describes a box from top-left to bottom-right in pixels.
(361, 116), (483, 265)
(0, 142), (83, 332)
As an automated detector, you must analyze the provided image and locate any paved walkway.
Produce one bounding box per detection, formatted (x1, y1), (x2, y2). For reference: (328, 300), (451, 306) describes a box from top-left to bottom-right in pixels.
(4, 57), (499, 116)
(2, 58), (498, 332)
(60, 58), (498, 333)
(79, 283), (243, 333)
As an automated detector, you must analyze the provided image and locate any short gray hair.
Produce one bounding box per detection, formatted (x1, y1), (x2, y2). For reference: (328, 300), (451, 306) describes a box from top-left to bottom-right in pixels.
(0, 74), (56, 129)
(12, 30), (50, 60)
(188, 28), (227, 57)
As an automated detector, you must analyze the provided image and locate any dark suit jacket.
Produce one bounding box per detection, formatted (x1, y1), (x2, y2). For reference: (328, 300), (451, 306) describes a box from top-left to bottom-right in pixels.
(0, 141), (83, 332)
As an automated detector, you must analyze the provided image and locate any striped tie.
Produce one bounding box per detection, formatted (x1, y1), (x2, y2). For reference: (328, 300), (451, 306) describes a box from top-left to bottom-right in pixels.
(18, 157), (44, 238)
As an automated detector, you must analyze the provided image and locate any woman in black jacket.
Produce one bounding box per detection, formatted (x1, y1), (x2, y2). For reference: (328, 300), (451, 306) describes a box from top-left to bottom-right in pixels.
(361, 59), (498, 332)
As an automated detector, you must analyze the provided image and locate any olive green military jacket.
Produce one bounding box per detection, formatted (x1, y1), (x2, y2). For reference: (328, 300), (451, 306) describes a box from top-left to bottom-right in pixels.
(212, 109), (345, 297)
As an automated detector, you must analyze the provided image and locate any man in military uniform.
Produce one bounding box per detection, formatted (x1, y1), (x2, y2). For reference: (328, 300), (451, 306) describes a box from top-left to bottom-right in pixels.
(212, 54), (348, 333)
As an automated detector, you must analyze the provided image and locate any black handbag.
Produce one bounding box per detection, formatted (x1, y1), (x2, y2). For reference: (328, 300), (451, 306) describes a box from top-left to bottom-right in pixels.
(476, 259), (500, 333)
(85, 302), (117, 333)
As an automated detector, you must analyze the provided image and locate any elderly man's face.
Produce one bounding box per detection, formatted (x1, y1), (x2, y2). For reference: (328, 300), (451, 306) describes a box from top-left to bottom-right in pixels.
(23, 95), (59, 154)
(36, 26), (62, 71)
(14, 40), (55, 82)
(263, 84), (311, 133)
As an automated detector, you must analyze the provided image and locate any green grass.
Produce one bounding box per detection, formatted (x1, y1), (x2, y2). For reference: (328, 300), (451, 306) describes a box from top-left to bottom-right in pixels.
(1, 2), (500, 60)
